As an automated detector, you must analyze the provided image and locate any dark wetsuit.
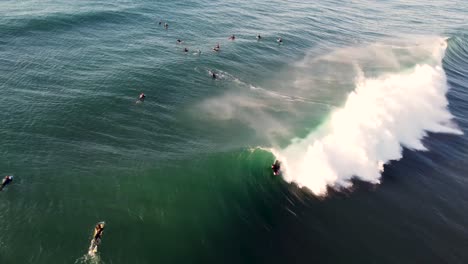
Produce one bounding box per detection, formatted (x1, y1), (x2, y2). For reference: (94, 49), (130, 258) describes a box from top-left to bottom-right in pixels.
(94, 226), (104, 241)
(1, 176), (12, 190)
(272, 162), (280, 174)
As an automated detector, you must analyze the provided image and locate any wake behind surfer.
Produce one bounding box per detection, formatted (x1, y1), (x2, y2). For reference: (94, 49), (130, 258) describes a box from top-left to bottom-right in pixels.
(0, 175), (13, 191)
(271, 160), (280, 175)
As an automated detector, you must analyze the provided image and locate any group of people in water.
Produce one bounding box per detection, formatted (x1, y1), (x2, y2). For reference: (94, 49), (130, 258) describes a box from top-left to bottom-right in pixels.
(173, 32), (283, 54)
(0, 20), (283, 258)
(158, 19), (283, 79)
(159, 20), (284, 175)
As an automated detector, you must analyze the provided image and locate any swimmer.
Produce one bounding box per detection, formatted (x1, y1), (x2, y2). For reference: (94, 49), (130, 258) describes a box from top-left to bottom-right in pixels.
(277, 37), (283, 43)
(229, 34), (236, 40)
(256, 34), (262, 40)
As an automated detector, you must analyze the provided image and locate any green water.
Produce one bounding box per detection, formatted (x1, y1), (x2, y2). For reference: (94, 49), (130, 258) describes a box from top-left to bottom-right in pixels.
(1, 0), (468, 263)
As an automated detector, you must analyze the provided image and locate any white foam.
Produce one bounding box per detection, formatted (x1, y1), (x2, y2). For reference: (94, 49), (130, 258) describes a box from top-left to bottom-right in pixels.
(277, 38), (462, 195)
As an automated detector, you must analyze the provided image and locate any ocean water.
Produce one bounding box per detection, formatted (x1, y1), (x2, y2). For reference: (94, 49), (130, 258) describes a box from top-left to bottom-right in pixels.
(0, 0), (468, 263)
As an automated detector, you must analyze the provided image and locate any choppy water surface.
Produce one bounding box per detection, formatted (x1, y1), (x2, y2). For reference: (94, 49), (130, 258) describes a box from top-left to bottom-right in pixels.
(0, 0), (468, 263)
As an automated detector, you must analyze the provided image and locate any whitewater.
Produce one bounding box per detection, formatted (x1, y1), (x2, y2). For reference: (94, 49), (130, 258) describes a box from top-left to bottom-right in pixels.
(273, 37), (463, 195)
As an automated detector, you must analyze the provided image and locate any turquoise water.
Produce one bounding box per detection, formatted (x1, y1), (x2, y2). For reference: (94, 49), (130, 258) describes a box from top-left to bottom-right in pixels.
(1, 1), (468, 263)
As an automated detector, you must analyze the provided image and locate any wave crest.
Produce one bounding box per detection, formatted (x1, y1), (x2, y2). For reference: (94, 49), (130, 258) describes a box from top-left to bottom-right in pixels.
(276, 37), (462, 195)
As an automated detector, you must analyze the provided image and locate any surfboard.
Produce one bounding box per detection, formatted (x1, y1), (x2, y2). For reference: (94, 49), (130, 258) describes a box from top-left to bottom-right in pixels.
(88, 239), (100, 256)
(88, 222), (105, 256)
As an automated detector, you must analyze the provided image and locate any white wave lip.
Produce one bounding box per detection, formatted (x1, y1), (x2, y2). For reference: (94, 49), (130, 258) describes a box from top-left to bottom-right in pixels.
(278, 38), (462, 195)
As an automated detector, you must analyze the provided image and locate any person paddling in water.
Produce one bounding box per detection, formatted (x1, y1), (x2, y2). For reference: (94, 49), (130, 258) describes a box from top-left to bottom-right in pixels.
(213, 43), (220, 52)
(93, 223), (105, 242)
(88, 222), (105, 256)
(138, 93), (146, 102)
(0, 175), (13, 191)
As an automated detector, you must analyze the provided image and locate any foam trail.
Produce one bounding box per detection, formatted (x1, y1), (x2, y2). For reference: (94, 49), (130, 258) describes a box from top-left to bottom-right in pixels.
(276, 38), (462, 195)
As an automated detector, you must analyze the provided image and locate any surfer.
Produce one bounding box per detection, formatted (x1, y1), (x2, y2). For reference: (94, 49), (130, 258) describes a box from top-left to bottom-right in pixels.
(158, 20), (162, 25)
(209, 71), (217, 79)
(138, 93), (146, 102)
(93, 223), (105, 241)
(0, 175), (13, 191)
(271, 160), (281, 175)
(256, 34), (262, 40)
(164, 23), (168, 29)
(277, 37), (283, 44)
(88, 222), (105, 256)
(229, 34), (236, 40)
(184, 47), (189, 53)
(177, 39), (182, 44)
(213, 43), (220, 52)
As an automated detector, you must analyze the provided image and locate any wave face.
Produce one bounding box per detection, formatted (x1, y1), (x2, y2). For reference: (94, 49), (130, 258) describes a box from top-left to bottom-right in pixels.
(274, 37), (462, 195)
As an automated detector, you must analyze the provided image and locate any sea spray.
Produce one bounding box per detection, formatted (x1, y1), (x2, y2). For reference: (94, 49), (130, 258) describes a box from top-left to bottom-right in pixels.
(277, 38), (462, 195)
